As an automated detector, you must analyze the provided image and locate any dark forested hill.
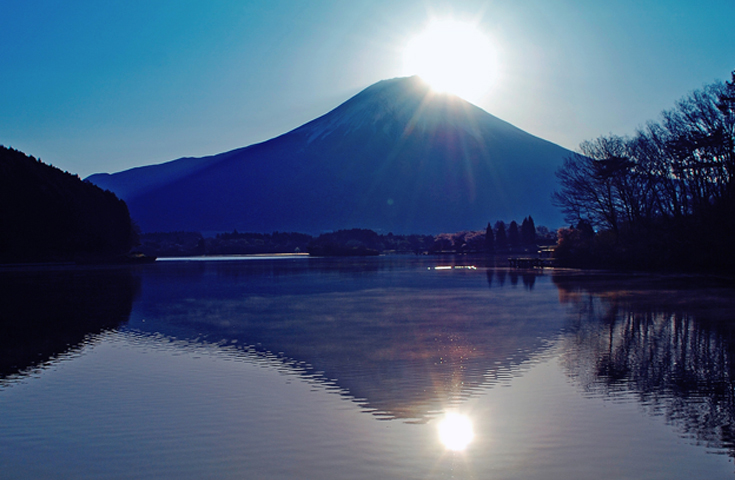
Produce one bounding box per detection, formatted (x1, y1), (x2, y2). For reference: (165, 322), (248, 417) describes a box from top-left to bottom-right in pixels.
(0, 146), (137, 263)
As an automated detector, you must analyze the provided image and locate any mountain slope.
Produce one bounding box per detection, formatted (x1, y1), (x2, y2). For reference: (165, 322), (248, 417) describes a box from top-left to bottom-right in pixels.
(87, 76), (571, 233)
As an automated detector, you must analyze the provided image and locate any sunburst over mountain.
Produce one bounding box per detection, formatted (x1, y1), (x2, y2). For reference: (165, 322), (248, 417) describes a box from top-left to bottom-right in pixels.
(87, 76), (571, 233)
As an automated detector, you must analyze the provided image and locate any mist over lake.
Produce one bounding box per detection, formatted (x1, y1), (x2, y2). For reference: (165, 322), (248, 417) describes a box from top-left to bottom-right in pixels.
(2, 256), (734, 479)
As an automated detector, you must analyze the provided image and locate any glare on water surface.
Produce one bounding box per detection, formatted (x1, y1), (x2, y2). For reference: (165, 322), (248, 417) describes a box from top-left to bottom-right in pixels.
(437, 412), (474, 451)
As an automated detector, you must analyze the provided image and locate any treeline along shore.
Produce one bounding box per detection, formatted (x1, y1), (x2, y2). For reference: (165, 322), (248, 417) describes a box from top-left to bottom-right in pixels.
(552, 71), (735, 272)
(135, 221), (557, 258)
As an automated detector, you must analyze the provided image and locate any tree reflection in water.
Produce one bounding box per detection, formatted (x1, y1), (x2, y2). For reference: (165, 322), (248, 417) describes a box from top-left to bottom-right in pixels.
(553, 272), (735, 457)
(0, 266), (140, 379)
(486, 268), (539, 290)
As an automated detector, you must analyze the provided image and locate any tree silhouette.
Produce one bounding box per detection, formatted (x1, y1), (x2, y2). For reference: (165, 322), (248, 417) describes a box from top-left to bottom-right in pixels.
(494, 221), (507, 250)
(551, 72), (735, 270)
(0, 146), (137, 262)
(521, 216), (536, 244)
(484, 222), (495, 252)
(508, 221), (520, 247)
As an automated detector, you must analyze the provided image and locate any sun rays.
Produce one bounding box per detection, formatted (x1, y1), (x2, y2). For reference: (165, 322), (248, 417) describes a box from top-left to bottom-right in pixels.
(403, 19), (498, 102)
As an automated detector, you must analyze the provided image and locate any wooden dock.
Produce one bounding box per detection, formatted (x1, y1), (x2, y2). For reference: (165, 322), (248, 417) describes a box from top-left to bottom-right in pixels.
(508, 257), (554, 269)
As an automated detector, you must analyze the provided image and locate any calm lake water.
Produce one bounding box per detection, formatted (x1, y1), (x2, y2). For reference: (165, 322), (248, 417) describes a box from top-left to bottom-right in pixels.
(2, 256), (735, 479)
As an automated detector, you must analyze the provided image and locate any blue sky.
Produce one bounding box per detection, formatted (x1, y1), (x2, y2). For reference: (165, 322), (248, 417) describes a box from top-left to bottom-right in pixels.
(2, 0), (733, 177)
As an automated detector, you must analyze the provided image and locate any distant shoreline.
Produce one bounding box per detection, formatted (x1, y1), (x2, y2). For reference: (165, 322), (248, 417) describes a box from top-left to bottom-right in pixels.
(156, 253), (310, 262)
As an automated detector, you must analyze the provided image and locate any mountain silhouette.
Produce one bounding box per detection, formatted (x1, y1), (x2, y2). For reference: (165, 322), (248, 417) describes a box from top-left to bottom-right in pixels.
(88, 76), (571, 233)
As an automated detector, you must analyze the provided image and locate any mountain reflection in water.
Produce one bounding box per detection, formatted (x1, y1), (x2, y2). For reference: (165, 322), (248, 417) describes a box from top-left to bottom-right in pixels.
(553, 272), (735, 456)
(130, 258), (561, 421)
(3, 258), (735, 475)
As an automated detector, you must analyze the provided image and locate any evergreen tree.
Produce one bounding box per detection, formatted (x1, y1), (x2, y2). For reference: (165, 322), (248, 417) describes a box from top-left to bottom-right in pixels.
(521, 216), (536, 244)
(508, 221), (520, 247)
(494, 221), (507, 250)
(484, 222), (495, 252)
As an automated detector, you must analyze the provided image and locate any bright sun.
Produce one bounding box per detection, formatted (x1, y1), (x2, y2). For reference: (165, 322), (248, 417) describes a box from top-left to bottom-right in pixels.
(403, 20), (497, 102)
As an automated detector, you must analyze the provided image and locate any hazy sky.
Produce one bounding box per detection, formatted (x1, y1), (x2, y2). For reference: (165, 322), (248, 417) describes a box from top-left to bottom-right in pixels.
(2, 0), (733, 177)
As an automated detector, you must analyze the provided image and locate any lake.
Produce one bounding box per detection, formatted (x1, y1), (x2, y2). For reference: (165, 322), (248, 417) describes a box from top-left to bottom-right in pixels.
(1, 256), (735, 479)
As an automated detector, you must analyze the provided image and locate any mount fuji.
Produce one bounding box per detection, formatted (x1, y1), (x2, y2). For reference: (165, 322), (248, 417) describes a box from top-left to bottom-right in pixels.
(87, 76), (571, 234)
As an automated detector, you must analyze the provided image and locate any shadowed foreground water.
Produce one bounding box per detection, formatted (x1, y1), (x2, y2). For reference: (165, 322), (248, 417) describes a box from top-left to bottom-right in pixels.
(1, 257), (734, 479)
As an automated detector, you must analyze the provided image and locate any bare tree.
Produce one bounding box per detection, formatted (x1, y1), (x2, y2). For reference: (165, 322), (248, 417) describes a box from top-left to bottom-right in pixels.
(554, 74), (735, 232)
(552, 135), (634, 232)
(551, 72), (735, 270)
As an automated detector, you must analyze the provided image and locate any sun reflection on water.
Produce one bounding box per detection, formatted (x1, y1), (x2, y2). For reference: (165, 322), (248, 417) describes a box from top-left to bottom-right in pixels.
(437, 412), (474, 451)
